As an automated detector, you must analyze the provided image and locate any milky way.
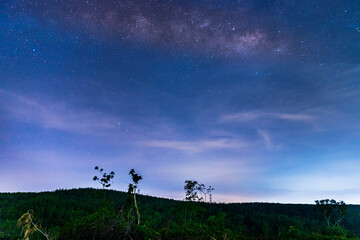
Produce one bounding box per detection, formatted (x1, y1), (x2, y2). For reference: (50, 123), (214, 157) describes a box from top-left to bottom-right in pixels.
(8, 0), (292, 57)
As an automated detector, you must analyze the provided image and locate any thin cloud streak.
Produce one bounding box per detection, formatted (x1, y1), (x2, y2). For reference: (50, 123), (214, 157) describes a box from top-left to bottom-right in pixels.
(142, 138), (247, 153)
(220, 111), (315, 123)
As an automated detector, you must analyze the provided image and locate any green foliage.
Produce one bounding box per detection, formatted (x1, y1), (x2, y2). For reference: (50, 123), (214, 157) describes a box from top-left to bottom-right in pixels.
(0, 219), (19, 240)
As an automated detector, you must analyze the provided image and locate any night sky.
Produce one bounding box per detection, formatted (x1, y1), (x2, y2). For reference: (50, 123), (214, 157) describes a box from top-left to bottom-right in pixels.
(1, 0), (360, 203)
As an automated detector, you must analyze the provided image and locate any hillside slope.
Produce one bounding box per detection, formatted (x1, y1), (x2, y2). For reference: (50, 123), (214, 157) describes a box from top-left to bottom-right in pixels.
(1, 188), (359, 239)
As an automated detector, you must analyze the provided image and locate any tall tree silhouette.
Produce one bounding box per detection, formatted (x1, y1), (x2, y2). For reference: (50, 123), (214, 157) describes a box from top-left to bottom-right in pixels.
(128, 169), (142, 225)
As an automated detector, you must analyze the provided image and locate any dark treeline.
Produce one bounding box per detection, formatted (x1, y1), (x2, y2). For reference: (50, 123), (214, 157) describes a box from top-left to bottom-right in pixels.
(1, 188), (360, 239)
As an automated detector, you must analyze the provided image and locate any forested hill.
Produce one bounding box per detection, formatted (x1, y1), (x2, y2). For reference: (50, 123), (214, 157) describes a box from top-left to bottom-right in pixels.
(1, 188), (360, 239)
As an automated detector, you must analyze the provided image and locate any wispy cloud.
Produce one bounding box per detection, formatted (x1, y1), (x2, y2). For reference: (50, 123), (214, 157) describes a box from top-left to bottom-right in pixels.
(220, 111), (315, 123)
(256, 129), (273, 150)
(0, 89), (253, 153)
(276, 113), (314, 122)
(142, 138), (247, 153)
(0, 89), (120, 135)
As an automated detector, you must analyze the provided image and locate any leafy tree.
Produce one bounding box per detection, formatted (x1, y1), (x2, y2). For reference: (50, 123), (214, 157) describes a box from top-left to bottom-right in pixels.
(315, 199), (347, 228)
(93, 166), (115, 189)
(184, 180), (201, 201)
(184, 180), (214, 202)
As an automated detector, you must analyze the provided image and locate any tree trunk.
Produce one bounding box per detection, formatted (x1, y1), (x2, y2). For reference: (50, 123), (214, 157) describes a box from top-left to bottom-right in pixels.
(133, 191), (140, 225)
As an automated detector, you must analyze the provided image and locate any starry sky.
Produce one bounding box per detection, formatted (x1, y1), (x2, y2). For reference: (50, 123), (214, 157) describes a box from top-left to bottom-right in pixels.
(1, 0), (360, 203)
